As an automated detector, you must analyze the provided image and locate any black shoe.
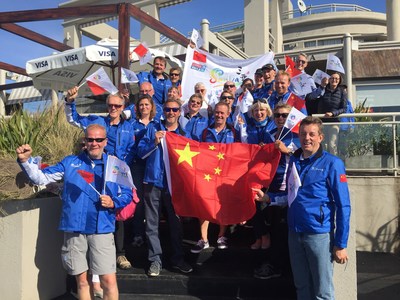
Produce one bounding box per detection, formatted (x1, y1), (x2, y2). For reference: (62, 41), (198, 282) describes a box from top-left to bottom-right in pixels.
(254, 263), (281, 279)
(172, 261), (193, 273)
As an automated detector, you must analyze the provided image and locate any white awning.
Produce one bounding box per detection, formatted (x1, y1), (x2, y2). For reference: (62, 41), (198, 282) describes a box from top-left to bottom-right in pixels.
(7, 75), (53, 105)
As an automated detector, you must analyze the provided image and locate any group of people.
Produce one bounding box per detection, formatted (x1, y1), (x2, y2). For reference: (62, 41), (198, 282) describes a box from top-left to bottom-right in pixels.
(17, 53), (351, 300)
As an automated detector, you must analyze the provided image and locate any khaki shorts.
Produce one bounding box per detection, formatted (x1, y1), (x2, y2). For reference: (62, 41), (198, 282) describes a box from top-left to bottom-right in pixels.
(61, 232), (116, 276)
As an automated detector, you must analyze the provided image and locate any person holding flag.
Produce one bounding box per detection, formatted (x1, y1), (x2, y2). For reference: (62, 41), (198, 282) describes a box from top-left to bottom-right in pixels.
(286, 116), (351, 299)
(65, 87), (136, 270)
(16, 124), (132, 300)
(137, 99), (193, 277)
(267, 71), (307, 132)
(252, 104), (300, 280)
(190, 101), (240, 253)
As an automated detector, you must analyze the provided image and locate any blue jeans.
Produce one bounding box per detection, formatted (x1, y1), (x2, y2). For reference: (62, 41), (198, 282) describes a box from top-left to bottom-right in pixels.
(288, 231), (334, 300)
(144, 184), (184, 266)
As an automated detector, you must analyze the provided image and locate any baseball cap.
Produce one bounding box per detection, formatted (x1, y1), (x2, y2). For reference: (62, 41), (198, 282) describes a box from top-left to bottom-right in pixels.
(262, 63), (275, 71)
(255, 68), (263, 76)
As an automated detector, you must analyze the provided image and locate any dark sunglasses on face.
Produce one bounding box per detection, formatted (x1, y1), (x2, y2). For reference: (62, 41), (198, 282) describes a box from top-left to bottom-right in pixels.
(221, 96), (234, 100)
(298, 60), (307, 64)
(195, 89), (205, 93)
(85, 137), (107, 143)
(274, 113), (289, 118)
(224, 84), (235, 88)
(108, 104), (123, 109)
(170, 73), (180, 77)
(163, 107), (180, 112)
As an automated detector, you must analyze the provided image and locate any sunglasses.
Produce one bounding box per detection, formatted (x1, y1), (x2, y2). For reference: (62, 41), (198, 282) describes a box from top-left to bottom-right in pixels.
(85, 137), (107, 143)
(163, 107), (180, 112)
(221, 96), (234, 100)
(224, 84), (235, 88)
(108, 104), (123, 109)
(254, 98), (268, 104)
(297, 60), (307, 64)
(170, 73), (180, 77)
(274, 113), (289, 118)
(195, 89), (205, 93)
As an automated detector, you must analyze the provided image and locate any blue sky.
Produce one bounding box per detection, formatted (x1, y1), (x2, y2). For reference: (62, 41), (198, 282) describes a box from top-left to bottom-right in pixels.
(1, 0), (386, 72)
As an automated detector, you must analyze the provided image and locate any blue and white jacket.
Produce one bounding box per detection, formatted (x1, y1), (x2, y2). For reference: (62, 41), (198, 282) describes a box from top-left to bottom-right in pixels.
(137, 121), (185, 189)
(18, 152), (132, 233)
(287, 146), (351, 248)
(65, 102), (135, 165)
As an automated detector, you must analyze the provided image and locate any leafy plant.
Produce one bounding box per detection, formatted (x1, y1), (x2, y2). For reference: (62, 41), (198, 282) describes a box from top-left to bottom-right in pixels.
(0, 106), (83, 163)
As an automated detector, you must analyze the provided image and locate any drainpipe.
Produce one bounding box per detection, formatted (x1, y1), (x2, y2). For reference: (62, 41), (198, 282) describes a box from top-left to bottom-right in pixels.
(343, 33), (353, 105)
(386, 0), (400, 41)
(201, 19), (210, 52)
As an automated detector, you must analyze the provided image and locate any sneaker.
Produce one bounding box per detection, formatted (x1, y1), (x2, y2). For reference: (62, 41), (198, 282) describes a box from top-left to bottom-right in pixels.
(254, 263), (281, 279)
(172, 261), (193, 273)
(93, 289), (103, 299)
(116, 255), (132, 269)
(148, 261), (161, 277)
(131, 236), (144, 247)
(190, 239), (210, 253)
(217, 236), (228, 249)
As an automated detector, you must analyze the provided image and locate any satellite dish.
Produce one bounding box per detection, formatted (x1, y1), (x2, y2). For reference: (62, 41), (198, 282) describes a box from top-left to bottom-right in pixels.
(297, 0), (307, 13)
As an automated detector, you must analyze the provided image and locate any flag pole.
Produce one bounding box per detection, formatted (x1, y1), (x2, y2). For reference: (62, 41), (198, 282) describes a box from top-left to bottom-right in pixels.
(77, 81), (86, 89)
(88, 183), (101, 196)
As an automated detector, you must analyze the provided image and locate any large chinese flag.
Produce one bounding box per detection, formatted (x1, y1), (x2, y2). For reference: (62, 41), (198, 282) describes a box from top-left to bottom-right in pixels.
(163, 132), (281, 225)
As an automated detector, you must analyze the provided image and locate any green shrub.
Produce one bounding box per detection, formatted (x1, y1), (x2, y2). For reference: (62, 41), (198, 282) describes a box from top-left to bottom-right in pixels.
(0, 105), (82, 163)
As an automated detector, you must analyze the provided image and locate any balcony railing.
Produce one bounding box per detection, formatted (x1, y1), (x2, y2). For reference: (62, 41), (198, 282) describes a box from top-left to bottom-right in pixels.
(313, 112), (400, 176)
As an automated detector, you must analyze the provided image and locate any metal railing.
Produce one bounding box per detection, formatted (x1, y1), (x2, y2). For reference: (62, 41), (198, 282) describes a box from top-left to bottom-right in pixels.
(313, 112), (400, 176)
(282, 3), (371, 19)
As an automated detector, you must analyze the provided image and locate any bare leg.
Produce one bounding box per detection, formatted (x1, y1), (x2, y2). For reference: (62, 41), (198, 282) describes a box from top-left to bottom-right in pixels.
(200, 219), (209, 242)
(100, 273), (118, 300)
(75, 271), (92, 300)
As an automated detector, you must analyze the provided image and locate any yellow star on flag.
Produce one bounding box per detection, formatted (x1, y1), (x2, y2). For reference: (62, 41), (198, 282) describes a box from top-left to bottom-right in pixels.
(208, 145), (216, 150)
(174, 142), (200, 167)
(217, 152), (225, 160)
(214, 166), (222, 175)
(204, 174), (212, 182)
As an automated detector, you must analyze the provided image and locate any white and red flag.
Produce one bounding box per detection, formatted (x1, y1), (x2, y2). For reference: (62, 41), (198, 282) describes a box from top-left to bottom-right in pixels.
(86, 67), (118, 95)
(133, 42), (153, 65)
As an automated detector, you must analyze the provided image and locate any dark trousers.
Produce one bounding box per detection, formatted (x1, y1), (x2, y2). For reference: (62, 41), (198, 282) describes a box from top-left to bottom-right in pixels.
(144, 184), (184, 266)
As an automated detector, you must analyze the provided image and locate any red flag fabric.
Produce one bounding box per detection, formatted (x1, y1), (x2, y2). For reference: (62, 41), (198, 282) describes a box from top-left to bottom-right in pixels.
(287, 93), (306, 113)
(163, 132), (281, 225)
(285, 55), (302, 78)
(77, 170), (94, 184)
(133, 43), (148, 57)
(193, 50), (207, 63)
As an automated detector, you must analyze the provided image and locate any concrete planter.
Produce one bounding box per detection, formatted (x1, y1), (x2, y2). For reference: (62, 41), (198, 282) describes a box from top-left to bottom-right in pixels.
(346, 155), (399, 171)
(0, 197), (66, 300)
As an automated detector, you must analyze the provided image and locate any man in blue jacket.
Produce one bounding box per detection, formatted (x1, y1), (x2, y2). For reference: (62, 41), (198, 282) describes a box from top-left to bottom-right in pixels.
(137, 99), (193, 277)
(65, 87), (135, 271)
(16, 124), (132, 300)
(287, 116), (351, 299)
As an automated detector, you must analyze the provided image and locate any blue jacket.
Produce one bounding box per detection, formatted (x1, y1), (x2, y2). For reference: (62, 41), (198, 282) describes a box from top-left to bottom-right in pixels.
(182, 113), (209, 141)
(287, 146), (351, 248)
(251, 81), (274, 100)
(244, 118), (274, 145)
(130, 118), (158, 165)
(19, 152), (132, 233)
(137, 121), (185, 189)
(201, 123), (239, 143)
(268, 128), (300, 193)
(65, 102), (136, 165)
